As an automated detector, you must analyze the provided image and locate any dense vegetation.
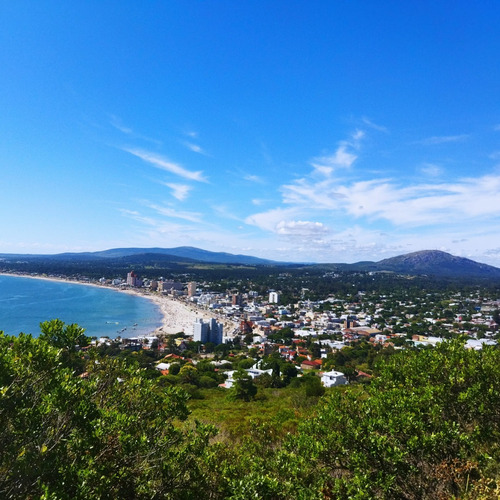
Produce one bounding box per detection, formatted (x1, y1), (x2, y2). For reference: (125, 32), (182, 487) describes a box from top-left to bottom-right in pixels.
(1, 321), (500, 498)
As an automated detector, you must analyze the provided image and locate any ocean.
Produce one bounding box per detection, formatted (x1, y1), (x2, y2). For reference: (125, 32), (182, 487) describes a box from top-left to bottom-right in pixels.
(0, 274), (163, 338)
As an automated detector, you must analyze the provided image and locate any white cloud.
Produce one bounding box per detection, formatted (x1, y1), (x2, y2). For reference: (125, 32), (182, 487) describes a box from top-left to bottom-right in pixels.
(244, 174), (265, 183)
(245, 207), (300, 232)
(419, 162), (443, 177)
(161, 182), (191, 201)
(271, 152), (500, 231)
(418, 134), (469, 145)
(361, 117), (388, 133)
(341, 175), (500, 226)
(352, 129), (365, 141)
(110, 115), (132, 134)
(148, 204), (203, 223)
(275, 220), (329, 236)
(308, 130), (364, 176)
(310, 145), (357, 175)
(184, 141), (207, 155)
(212, 205), (243, 221)
(110, 116), (161, 145)
(282, 177), (347, 208)
(124, 148), (208, 182)
(118, 208), (158, 227)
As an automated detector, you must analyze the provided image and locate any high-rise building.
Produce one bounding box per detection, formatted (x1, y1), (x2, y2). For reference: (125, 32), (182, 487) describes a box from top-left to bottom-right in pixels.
(193, 318), (224, 345)
(193, 318), (209, 343)
(269, 291), (280, 304)
(187, 281), (197, 297)
(126, 271), (142, 287)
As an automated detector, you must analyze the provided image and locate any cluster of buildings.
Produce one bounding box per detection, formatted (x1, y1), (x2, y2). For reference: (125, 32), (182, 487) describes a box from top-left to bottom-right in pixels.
(193, 318), (224, 345)
(114, 271), (499, 355)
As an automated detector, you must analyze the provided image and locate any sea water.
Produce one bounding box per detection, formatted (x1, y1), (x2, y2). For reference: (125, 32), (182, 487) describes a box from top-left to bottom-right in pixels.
(0, 275), (163, 338)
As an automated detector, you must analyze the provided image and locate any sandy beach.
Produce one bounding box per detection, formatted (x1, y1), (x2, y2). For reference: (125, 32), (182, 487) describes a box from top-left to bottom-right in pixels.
(145, 293), (215, 335)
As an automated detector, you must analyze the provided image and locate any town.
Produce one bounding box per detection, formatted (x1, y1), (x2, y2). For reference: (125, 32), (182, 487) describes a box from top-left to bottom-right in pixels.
(79, 268), (500, 392)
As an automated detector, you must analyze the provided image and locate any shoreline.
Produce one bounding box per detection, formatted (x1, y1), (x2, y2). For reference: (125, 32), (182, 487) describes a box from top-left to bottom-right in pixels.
(0, 271), (219, 337)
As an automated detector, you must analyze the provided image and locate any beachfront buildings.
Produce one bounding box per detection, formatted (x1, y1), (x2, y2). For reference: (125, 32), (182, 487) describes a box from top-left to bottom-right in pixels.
(126, 271), (142, 287)
(193, 318), (224, 345)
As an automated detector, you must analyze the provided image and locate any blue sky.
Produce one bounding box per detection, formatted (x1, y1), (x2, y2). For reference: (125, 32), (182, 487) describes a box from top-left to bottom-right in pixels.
(1, 1), (500, 265)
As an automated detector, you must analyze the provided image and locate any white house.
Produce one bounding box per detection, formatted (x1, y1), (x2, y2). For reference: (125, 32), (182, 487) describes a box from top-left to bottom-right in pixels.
(222, 365), (273, 389)
(320, 370), (348, 387)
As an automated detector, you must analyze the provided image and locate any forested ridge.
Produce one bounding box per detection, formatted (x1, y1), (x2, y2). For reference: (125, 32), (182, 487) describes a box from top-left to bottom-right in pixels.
(1, 322), (500, 499)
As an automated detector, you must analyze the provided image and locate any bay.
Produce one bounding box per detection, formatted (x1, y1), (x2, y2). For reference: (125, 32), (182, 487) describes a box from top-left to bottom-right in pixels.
(0, 274), (163, 338)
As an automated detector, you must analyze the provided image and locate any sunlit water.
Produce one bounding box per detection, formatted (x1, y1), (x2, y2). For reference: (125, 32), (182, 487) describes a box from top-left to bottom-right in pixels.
(0, 275), (163, 338)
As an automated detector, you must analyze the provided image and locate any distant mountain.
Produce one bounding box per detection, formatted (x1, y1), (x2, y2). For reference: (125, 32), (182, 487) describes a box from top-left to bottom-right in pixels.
(1, 247), (499, 278)
(369, 250), (500, 278)
(52, 247), (279, 266)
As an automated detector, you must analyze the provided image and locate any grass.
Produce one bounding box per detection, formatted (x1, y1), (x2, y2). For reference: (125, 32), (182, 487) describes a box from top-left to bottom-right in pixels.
(186, 385), (322, 443)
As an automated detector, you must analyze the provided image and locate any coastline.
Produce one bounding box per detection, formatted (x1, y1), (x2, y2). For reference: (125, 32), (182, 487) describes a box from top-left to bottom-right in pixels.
(0, 271), (226, 337)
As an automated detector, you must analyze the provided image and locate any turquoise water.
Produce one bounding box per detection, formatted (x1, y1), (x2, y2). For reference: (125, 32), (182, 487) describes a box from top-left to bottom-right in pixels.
(0, 275), (163, 338)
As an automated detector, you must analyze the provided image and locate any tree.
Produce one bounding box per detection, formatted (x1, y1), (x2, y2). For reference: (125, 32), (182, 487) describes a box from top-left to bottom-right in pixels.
(0, 330), (215, 499)
(169, 362), (181, 375)
(303, 373), (325, 398)
(204, 341), (216, 353)
(310, 342), (321, 359)
(39, 318), (89, 351)
(228, 370), (257, 401)
(179, 364), (199, 385)
(281, 362), (298, 381)
(289, 338), (500, 499)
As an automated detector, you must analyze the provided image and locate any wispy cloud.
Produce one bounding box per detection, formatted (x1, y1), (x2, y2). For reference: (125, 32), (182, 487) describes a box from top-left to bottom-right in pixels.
(298, 174), (500, 226)
(417, 134), (469, 145)
(248, 143), (500, 235)
(309, 130), (364, 176)
(110, 116), (161, 145)
(148, 204), (203, 223)
(123, 148), (208, 182)
(310, 145), (357, 175)
(183, 141), (208, 155)
(351, 129), (365, 141)
(110, 115), (133, 134)
(275, 220), (329, 236)
(419, 162), (443, 177)
(244, 174), (265, 184)
(118, 208), (158, 226)
(161, 182), (192, 201)
(361, 117), (388, 133)
(245, 207), (300, 232)
(347, 175), (500, 225)
(212, 205), (244, 221)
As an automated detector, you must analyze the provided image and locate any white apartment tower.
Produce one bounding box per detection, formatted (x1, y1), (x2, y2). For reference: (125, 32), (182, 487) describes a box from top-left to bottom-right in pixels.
(187, 281), (197, 297)
(193, 318), (224, 345)
(126, 271), (142, 287)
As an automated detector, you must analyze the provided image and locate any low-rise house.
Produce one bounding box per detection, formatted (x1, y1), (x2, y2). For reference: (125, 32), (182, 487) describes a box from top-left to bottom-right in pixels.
(301, 359), (322, 370)
(221, 365), (273, 389)
(320, 370), (348, 387)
